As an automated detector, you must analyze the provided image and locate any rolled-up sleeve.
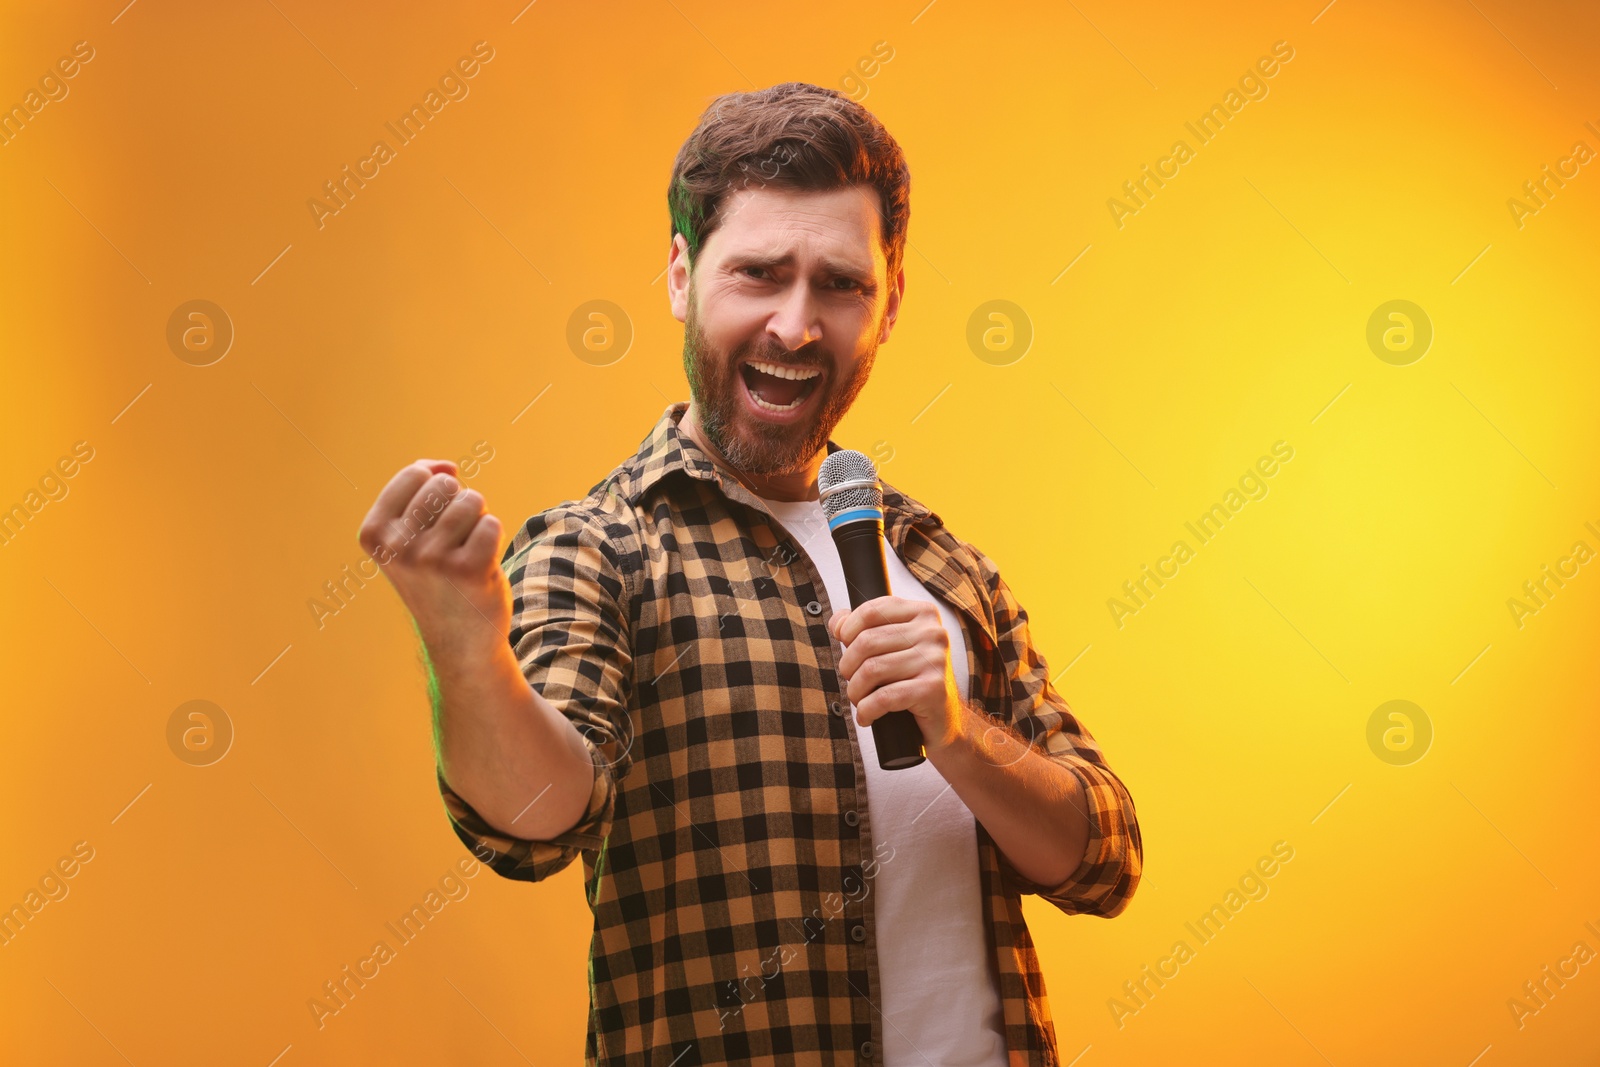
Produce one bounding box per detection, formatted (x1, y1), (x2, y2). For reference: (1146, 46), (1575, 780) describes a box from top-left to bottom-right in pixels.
(437, 499), (636, 883)
(973, 545), (1143, 918)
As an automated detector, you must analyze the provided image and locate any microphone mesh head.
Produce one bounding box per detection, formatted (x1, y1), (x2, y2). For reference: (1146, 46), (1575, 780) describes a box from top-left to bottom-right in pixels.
(818, 450), (882, 521)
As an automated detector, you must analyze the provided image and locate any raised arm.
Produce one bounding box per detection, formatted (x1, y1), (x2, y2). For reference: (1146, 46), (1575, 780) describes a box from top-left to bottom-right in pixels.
(357, 461), (599, 848)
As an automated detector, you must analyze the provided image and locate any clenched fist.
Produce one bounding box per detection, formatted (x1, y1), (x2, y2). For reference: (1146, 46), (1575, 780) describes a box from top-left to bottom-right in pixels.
(357, 458), (511, 658)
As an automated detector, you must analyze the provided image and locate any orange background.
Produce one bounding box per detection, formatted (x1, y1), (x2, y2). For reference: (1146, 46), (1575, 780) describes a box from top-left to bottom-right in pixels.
(3, 0), (1598, 1063)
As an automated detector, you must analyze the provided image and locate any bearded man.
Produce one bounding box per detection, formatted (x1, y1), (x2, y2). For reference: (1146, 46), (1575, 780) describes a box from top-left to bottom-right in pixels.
(359, 81), (1141, 1067)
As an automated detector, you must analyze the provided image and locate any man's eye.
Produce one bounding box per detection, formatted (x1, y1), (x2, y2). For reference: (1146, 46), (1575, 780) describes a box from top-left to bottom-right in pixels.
(742, 267), (769, 279)
(832, 278), (863, 291)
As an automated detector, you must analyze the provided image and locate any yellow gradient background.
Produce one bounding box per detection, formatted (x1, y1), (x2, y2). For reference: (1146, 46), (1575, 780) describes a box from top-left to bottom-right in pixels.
(3, 1), (1597, 1063)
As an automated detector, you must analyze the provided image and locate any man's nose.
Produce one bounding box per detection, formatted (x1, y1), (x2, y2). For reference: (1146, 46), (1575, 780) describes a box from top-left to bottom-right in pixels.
(767, 282), (823, 352)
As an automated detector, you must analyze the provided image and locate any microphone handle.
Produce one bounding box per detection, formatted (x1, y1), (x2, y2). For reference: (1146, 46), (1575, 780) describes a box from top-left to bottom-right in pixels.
(831, 518), (927, 771)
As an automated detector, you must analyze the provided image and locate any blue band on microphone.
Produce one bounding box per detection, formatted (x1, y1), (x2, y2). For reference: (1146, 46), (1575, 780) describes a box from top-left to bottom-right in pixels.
(826, 506), (883, 532)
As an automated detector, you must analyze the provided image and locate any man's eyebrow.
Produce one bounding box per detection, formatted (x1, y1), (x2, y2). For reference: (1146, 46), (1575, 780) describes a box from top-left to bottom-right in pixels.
(727, 250), (876, 279)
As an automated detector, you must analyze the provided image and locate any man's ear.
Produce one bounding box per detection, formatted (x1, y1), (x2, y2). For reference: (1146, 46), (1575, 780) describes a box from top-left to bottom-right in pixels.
(667, 234), (692, 323)
(877, 265), (906, 344)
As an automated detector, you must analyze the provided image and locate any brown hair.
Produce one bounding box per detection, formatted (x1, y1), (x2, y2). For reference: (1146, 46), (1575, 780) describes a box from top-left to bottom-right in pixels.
(667, 82), (911, 281)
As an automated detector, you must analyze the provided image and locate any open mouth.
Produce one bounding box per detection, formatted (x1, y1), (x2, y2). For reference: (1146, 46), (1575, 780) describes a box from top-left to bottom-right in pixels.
(738, 358), (822, 417)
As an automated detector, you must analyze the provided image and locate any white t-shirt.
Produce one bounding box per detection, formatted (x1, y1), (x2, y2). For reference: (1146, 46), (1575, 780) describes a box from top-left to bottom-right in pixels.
(758, 493), (1007, 1067)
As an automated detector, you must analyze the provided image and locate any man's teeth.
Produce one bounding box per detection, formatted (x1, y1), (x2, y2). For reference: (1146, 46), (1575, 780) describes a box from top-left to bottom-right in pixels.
(747, 359), (820, 381)
(750, 390), (805, 413)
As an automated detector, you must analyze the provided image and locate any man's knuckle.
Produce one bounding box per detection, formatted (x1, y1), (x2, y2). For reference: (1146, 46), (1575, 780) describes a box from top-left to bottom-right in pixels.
(380, 516), (410, 544)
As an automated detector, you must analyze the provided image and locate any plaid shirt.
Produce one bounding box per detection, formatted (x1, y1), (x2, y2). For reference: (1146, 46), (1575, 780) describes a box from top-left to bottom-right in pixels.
(437, 401), (1141, 1065)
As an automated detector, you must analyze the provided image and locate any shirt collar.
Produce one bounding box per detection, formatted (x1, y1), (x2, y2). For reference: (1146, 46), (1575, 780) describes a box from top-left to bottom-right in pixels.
(616, 401), (942, 533)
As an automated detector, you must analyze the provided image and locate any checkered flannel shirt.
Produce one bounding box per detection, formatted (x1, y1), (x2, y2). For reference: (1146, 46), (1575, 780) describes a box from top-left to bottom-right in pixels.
(438, 401), (1142, 1065)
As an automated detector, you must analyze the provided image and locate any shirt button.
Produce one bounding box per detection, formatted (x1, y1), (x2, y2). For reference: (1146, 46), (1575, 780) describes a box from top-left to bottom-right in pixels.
(830, 700), (846, 718)
(806, 600), (823, 615)
(844, 810), (859, 826)
(850, 924), (866, 942)
(860, 1040), (876, 1059)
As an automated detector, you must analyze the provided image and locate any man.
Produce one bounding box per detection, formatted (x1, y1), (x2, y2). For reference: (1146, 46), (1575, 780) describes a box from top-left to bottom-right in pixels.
(359, 81), (1141, 1066)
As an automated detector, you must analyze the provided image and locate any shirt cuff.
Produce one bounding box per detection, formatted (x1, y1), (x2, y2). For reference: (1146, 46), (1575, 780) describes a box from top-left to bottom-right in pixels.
(436, 743), (614, 883)
(997, 756), (1141, 918)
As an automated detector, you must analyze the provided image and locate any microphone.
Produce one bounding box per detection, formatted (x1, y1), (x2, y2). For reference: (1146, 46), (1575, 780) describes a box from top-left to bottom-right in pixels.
(818, 449), (927, 771)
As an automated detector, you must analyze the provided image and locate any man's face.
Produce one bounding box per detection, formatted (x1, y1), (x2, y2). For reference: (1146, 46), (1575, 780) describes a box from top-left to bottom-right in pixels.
(668, 183), (903, 477)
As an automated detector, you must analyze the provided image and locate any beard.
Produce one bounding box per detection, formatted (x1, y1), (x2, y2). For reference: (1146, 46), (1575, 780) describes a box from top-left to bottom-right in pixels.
(681, 290), (878, 477)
